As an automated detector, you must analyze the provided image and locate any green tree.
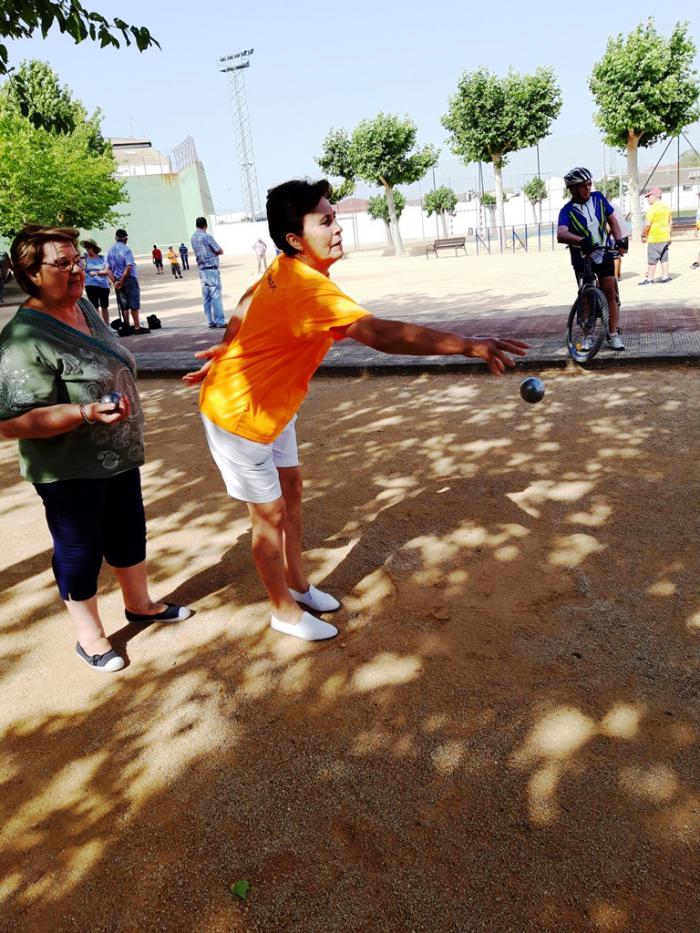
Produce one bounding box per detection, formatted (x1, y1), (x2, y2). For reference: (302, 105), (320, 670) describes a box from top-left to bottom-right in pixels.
(423, 186), (457, 237)
(679, 148), (700, 168)
(479, 191), (497, 226)
(348, 113), (438, 256)
(590, 19), (700, 237)
(316, 128), (355, 203)
(1, 60), (105, 151)
(367, 190), (406, 246)
(443, 67), (561, 231)
(0, 68), (125, 236)
(0, 1), (159, 76)
(522, 176), (548, 222)
(594, 176), (623, 200)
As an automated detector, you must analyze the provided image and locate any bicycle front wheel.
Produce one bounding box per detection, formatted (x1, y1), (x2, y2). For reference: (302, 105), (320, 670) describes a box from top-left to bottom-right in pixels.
(567, 286), (609, 365)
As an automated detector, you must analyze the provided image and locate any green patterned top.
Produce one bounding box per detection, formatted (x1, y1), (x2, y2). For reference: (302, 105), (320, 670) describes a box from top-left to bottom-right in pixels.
(0, 298), (144, 483)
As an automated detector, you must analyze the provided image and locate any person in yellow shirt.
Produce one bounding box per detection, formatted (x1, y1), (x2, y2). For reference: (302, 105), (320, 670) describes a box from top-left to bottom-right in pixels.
(640, 187), (672, 285)
(166, 246), (183, 279)
(184, 179), (528, 642)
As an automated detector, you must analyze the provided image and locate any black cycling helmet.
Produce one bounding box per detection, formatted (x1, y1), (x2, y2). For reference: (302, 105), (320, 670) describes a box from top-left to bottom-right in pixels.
(564, 167), (593, 188)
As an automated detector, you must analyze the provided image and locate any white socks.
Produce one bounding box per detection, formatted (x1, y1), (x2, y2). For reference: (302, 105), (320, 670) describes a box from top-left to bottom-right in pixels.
(289, 584), (340, 613)
(270, 611), (338, 641)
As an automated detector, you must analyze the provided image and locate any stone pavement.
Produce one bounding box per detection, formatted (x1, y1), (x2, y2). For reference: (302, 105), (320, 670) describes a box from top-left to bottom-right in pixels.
(2, 240), (699, 374)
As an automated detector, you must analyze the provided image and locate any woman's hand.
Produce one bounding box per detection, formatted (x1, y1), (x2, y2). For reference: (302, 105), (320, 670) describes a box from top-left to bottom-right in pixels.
(464, 337), (529, 375)
(181, 344), (226, 387)
(84, 393), (131, 424)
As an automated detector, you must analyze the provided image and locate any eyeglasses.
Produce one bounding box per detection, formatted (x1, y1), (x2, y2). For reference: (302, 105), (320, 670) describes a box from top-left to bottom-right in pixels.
(41, 257), (88, 273)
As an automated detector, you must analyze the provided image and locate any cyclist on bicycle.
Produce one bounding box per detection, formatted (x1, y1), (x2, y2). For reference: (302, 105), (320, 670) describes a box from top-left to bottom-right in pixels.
(557, 167), (627, 351)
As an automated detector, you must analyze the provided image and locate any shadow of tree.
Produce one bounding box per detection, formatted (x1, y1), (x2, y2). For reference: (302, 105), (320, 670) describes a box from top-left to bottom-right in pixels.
(0, 367), (698, 932)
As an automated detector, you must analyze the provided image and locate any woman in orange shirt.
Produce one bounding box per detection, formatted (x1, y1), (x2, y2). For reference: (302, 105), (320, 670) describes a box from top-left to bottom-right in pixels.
(185, 179), (527, 642)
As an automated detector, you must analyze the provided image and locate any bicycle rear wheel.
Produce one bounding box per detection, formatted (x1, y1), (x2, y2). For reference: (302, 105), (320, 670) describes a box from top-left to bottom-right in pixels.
(567, 286), (609, 364)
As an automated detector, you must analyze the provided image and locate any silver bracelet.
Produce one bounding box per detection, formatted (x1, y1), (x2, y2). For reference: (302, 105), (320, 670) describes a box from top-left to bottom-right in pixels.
(79, 403), (94, 425)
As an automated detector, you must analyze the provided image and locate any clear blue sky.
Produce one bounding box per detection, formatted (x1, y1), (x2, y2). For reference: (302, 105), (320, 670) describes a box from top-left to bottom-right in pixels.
(5, 2), (700, 208)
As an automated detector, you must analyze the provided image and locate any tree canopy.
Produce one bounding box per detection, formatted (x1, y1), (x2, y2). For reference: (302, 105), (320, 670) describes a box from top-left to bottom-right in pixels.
(522, 176), (547, 221)
(0, 1), (159, 76)
(1, 59), (105, 152)
(316, 128), (355, 203)
(442, 67), (561, 230)
(367, 190), (406, 223)
(594, 177), (623, 200)
(423, 186), (457, 236)
(0, 62), (124, 236)
(590, 19), (699, 235)
(347, 113), (438, 255)
(423, 186), (457, 217)
(679, 148), (700, 168)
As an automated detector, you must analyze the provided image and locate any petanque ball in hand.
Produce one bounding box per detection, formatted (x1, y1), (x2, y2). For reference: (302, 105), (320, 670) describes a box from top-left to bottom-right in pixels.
(100, 392), (122, 412)
(520, 377), (545, 404)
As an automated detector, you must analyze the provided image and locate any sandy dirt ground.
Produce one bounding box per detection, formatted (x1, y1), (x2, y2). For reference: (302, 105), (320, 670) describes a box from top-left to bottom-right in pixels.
(1, 364), (699, 932)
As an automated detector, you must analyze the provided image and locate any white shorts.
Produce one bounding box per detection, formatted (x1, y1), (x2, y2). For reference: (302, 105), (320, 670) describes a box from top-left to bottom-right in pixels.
(201, 414), (299, 503)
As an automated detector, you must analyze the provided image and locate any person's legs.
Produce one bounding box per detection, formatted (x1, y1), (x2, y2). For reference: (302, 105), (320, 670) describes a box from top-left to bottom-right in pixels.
(34, 478), (112, 655)
(247, 498), (303, 624)
(100, 468), (167, 616)
(658, 243), (670, 281)
(121, 277), (142, 329)
(600, 275), (622, 347)
(171, 264), (177, 277)
(278, 466), (308, 593)
(202, 269), (225, 326)
(200, 274), (214, 325)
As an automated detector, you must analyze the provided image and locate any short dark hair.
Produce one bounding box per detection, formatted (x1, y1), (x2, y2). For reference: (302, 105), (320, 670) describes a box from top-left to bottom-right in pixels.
(115, 228), (128, 239)
(266, 179), (333, 256)
(195, 217), (207, 229)
(10, 225), (80, 298)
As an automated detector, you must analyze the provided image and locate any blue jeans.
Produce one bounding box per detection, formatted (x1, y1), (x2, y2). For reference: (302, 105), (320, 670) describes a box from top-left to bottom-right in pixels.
(199, 268), (225, 326)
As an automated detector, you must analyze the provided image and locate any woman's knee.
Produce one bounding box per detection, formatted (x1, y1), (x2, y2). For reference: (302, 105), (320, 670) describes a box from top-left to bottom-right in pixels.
(250, 499), (287, 535)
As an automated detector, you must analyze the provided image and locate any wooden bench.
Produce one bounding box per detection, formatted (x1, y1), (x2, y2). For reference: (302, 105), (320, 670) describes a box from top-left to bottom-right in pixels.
(425, 237), (467, 258)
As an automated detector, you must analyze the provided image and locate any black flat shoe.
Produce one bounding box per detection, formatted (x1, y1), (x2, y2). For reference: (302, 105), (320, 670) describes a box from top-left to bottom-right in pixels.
(76, 642), (125, 671)
(125, 603), (192, 623)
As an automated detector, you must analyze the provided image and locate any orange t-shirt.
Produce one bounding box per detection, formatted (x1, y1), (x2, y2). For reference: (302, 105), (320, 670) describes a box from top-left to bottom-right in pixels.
(199, 255), (369, 442)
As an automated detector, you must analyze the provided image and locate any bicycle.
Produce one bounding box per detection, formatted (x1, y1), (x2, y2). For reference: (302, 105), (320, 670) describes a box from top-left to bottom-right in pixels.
(566, 244), (623, 365)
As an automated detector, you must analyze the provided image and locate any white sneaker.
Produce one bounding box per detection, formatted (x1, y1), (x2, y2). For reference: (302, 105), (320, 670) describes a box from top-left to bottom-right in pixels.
(606, 331), (625, 350)
(271, 611), (338, 641)
(289, 584), (340, 613)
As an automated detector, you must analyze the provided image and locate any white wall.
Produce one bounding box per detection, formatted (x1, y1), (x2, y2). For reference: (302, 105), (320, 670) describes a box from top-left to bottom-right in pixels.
(211, 176), (700, 256)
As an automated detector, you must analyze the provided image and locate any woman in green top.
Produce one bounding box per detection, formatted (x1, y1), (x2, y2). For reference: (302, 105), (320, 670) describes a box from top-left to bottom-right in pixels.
(0, 225), (191, 672)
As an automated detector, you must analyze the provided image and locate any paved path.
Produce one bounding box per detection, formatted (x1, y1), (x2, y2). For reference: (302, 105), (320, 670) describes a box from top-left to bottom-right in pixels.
(2, 240), (699, 373)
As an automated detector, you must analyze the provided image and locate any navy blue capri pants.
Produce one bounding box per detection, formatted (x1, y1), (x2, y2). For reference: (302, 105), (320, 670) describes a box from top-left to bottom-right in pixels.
(34, 468), (147, 601)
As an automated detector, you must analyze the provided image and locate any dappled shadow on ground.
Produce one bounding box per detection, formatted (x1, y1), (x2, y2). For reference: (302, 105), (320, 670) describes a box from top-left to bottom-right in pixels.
(0, 368), (699, 932)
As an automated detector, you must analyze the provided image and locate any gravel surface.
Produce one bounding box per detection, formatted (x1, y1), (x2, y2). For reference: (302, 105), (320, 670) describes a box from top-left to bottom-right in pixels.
(0, 366), (698, 932)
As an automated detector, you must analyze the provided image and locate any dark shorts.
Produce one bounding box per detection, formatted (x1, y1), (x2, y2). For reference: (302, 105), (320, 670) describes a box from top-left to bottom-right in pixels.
(117, 276), (141, 311)
(85, 285), (110, 310)
(154, 258), (163, 270)
(34, 468), (147, 601)
(571, 252), (615, 284)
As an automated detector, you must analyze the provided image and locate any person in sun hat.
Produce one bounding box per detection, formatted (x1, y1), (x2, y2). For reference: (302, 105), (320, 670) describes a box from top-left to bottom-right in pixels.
(81, 238), (111, 325)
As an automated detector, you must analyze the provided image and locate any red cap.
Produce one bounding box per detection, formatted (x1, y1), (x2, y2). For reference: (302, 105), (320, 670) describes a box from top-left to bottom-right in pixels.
(645, 187), (662, 198)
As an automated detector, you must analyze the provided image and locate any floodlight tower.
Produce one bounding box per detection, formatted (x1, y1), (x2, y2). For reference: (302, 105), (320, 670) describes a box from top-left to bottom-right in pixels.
(218, 49), (261, 220)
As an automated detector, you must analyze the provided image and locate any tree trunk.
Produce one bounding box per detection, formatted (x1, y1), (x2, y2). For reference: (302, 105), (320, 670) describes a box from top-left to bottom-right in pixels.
(383, 181), (404, 257)
(530, 201), (538, 224)
(383, 219), (393, 247)
(440, 212), (448, 237)
(493, 158), (506, 232)
(626, 134), (642, 240)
